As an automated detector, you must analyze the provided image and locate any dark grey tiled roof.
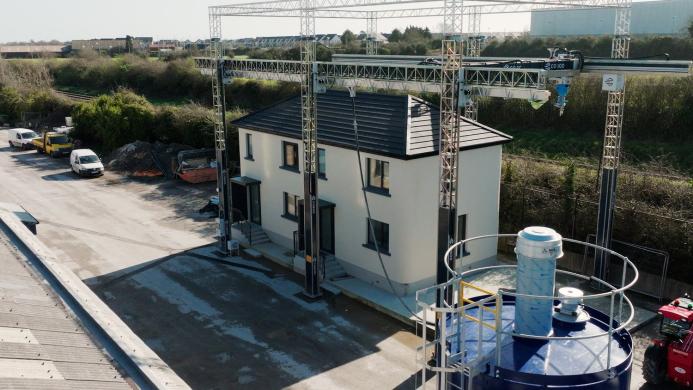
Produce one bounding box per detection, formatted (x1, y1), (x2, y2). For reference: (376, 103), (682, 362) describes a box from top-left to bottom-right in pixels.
(232, 90), (512, 160)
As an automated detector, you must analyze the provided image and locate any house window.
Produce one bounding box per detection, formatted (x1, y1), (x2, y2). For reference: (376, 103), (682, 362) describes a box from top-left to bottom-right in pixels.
(457, 214), (471, 258)
(367, 158), (389, 194)
(364, 218), (389, 254)
(282, 141), (299, 172)
(318, 148), (326, 179)
(245, 133), (253, 159)
(283, 192), (299, 221)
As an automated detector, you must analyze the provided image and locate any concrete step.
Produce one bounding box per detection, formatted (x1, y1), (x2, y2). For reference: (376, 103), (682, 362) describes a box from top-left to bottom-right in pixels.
(323, 256), (348, 281)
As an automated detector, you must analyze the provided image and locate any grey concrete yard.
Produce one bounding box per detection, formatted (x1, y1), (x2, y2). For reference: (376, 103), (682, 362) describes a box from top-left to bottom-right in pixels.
(0, 128), (673, 389)
(0, 129), (420, 389)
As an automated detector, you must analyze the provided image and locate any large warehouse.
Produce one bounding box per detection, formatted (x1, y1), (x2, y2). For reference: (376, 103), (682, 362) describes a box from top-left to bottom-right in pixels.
(530, 0), (693, 36)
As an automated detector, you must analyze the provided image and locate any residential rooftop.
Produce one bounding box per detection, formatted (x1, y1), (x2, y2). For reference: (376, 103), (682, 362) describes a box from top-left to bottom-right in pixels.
(232, 89), (512, 160)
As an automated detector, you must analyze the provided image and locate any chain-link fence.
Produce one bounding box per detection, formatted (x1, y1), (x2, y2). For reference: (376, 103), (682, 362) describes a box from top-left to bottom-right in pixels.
(499, 182), (692, 298)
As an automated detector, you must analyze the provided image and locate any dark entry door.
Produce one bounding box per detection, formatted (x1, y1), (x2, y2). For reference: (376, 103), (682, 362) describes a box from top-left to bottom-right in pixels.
(297, 203), (334, 254)
(248, 184), (261, 225)
(319, 207), (334, 254)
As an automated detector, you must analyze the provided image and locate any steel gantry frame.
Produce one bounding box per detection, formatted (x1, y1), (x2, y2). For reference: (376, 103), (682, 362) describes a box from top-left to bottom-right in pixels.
(206, 0), (623, 296)
(594, 0), (631, 281)
(205, 0), (687, 334)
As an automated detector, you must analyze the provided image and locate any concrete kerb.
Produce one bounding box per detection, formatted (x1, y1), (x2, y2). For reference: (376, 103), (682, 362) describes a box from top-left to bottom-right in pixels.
(0, 209), (191, 390)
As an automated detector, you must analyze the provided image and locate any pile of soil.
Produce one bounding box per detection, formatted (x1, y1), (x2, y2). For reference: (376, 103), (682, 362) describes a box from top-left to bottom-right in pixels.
(105, 141), (195, 177)
(106, 141), (161, 176)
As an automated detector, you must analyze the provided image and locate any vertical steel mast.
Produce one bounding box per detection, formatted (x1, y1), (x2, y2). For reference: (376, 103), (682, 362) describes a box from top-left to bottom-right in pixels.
(436, 0), (463, 289)
(366, 11), (378, 55)
(465, 5), (481, 58)
(209, 9), (232, 255)
(435, 2), (463, 385)
(594, 0), (631, 281)
(300, 0), (321, 298)
(463, 5), (480, 121)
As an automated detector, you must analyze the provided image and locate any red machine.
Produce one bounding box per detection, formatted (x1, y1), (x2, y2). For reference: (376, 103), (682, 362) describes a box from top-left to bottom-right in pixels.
(644, 294), (693, 387)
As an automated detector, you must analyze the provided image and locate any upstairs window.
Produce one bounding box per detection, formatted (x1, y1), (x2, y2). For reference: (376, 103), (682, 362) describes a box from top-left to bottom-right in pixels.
(367, 158), (390, 194)
(318, 148), (326, 179)
(245, 133), (253, 159)
(282, 141), (299, 172)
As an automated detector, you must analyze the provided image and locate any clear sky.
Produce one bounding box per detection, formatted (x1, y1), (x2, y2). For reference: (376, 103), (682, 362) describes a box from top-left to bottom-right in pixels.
(0, 0), (539, 43)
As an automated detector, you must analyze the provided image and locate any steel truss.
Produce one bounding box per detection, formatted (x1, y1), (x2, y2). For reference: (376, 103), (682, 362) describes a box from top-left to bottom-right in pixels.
(208, 14), (232, 254)
(211, 0), (620, 16)
(366, 11), (378, 55)
(205, 0), (672, 369)
(594, 0), (631, 281)
(214, 1), (617, 18)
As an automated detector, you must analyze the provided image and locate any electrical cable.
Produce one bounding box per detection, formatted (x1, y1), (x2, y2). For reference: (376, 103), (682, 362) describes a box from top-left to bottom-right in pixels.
(347, 86), (423, 322)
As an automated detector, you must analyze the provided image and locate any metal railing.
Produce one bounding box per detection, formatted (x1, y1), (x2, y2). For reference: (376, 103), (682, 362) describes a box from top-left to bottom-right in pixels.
(416, 233), (639, 389)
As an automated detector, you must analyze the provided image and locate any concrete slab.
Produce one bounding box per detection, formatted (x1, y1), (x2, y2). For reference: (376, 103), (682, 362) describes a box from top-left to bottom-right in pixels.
(90, 248), (420, 389)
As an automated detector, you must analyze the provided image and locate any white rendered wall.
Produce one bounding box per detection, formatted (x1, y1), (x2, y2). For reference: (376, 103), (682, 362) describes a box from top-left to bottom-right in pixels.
(239, 128), (503, 293)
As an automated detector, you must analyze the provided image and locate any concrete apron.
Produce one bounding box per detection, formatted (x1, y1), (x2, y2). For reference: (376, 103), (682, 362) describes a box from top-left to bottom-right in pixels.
(240, 239), (657, 333)
(0, 209), (191, 390)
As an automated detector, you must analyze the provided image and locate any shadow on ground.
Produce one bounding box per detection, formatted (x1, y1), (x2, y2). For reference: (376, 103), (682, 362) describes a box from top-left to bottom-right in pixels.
(87, 246), (418, 389)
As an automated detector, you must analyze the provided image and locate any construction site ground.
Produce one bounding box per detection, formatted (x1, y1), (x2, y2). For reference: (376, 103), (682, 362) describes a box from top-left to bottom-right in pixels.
(0, 129), (419, 389)
(0, 129), (671, 389)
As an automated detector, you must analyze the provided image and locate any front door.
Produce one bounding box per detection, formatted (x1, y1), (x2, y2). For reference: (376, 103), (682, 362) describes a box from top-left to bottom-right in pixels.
(248, 183), (261, 225)
(319, 207), (334, 254)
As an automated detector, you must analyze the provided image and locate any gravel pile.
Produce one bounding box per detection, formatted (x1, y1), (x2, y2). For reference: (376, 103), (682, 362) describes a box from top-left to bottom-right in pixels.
(106, 141), (160, 174)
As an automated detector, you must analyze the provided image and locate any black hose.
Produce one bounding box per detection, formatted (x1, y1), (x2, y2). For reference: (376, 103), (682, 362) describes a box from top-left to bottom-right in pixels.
(347, 87), (423, 322)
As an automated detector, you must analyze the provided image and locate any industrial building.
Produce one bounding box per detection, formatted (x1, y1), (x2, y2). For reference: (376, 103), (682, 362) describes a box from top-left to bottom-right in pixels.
(71, 36), (153, 53)
(530, 0), (693, 36)
(231, 90), (511, 294)
(0, 44), (67, 58)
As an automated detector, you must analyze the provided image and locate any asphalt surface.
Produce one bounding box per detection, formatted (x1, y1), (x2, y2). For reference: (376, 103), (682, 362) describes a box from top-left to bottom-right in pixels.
(0, 128), (679, 390)
(0, 129), (420, 389)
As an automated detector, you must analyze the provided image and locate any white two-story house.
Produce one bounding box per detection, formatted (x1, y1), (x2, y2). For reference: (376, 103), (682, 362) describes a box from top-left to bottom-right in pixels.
(231, 90), (512, 295)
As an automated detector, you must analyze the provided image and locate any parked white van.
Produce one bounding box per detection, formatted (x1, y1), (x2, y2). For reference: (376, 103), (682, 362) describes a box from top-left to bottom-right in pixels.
(70, 149), (104, 177)
(7, 128), (40, 149)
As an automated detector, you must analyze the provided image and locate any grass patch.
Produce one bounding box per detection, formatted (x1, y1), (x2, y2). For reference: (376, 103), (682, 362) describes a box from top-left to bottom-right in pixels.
(502, 127), (693, 176)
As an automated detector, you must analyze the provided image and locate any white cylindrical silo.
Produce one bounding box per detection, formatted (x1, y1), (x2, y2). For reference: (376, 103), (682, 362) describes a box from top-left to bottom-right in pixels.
(514, 226), (564, 337)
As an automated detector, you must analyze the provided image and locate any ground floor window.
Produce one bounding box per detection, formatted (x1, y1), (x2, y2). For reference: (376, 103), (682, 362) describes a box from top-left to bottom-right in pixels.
(283, 192), (299, 221)
(365, 218), (389, 254)
(457, 214), (470, 257)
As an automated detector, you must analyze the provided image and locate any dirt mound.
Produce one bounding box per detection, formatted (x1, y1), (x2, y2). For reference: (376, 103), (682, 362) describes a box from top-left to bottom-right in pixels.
(106, 141), (160, 174)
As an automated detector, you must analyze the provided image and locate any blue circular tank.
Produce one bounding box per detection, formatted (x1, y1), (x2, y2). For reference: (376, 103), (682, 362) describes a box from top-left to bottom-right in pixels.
(450, 296), (632, 390)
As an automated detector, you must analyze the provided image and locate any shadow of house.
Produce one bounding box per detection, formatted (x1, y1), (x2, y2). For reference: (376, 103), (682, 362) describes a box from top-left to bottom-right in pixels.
(86, 246), (418, 389)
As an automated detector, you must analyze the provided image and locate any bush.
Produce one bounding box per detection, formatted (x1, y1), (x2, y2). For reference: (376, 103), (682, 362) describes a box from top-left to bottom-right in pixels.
(0, 87), (27, 124)
(72, 89), (156, 152)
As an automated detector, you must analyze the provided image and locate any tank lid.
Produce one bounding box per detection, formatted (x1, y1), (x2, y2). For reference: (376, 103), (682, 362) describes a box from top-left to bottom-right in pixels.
(515, 226), (564, 259)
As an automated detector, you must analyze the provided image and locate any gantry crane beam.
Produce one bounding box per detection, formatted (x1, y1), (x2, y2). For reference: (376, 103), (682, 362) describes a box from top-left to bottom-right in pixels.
(195, 57), (578, 91)
(212, 0), (619, 14)
(213, 1), (615, 18)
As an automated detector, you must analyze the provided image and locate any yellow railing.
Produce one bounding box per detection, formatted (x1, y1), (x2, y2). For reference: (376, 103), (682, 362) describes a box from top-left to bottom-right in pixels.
(459, 281), (500, 331)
